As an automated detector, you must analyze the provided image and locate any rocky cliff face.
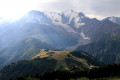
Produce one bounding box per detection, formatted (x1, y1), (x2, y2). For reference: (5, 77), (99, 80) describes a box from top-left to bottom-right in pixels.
(77, 39), (120, 64)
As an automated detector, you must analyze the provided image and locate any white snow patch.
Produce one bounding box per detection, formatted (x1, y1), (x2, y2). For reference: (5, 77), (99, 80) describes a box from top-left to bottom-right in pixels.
(80, 32), (90, 40)
(109, 17), (116, 23)
(63, 10), (79, 24)
(44, 12), (62, 22)
(62, 10), (85, 28)
(75, 22), (85, 28)
(74, 17), (85, 28)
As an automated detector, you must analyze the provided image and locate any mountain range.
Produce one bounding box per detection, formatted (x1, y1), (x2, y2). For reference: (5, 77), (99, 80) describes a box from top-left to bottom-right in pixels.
(0, 10), (120, 79)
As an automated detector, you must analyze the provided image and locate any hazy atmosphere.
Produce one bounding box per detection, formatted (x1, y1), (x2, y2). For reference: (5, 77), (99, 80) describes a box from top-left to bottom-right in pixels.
(0, 0), (120, 20)
(0, 0), (120, 80)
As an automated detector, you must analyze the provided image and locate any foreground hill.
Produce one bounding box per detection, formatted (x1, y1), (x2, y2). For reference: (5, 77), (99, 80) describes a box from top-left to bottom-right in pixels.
(0, 50), (103, 80)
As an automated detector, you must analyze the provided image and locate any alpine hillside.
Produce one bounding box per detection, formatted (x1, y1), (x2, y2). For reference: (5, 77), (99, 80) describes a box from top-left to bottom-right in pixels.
(0, 10), (120, 66)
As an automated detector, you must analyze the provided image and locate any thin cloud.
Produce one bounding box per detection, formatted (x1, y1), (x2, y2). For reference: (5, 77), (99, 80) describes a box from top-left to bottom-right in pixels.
(0, 0), (119, 20)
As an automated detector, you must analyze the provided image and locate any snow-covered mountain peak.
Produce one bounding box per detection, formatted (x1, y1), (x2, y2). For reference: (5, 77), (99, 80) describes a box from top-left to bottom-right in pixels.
(44, 11), (62, 22)
(44, 10), (86, 30)
(61, 9), (78, 17)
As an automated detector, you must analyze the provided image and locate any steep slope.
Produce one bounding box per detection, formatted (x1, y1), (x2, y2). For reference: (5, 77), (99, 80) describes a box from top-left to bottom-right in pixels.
(0, 37), (55, 68)
(77, 38), (120, 64)
(0, 10), (78, 49)
(103, 16), (120, 25)
(0, 50), (103, 80)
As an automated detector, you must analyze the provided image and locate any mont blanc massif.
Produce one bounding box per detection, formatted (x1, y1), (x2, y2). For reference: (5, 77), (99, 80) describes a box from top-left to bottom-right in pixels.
(0, 10), (120, 80)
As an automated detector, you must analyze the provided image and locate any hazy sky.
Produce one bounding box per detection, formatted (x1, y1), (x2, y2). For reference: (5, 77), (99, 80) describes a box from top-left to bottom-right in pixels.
(0, 0), (120, 20)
